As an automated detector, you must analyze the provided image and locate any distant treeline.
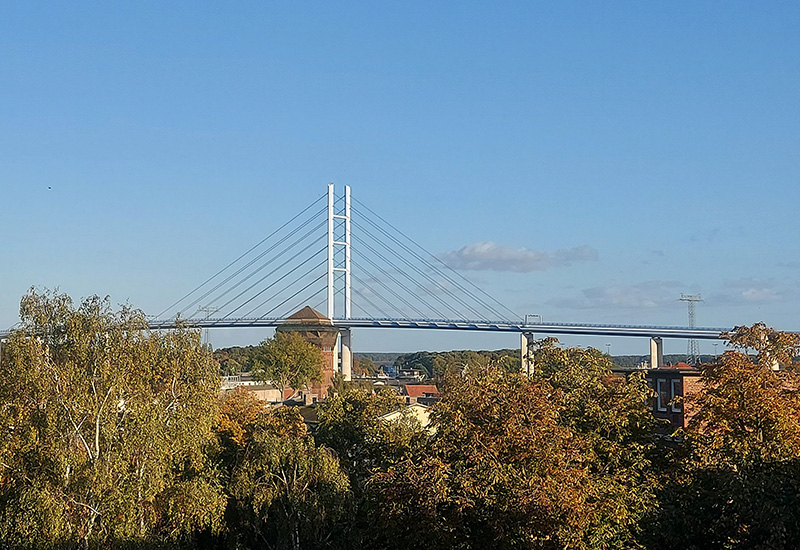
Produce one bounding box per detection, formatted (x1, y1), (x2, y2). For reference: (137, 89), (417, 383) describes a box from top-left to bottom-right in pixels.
(214, 347), (521, 380)
(216, 346), (728, 378)
(214, 346), (722, 378)
(214, 345), (258, 375)
(612, 354), (718, 368)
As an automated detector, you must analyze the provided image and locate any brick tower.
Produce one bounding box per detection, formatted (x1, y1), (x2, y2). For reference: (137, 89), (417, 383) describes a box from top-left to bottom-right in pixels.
(277, 306), (339, 399)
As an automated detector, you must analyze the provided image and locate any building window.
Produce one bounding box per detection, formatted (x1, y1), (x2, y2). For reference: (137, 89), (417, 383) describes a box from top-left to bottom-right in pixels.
(645, 378), (655, 410)
(671, 379), (682, 413)
(657, 378), (669, 412)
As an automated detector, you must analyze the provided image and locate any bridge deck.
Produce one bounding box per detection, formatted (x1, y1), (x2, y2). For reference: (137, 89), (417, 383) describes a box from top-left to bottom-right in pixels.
(0, 317), (734, 340)
(138, 317), (732, 340)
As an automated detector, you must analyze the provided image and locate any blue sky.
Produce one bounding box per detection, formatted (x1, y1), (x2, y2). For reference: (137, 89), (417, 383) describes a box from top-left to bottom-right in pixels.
(2, 2), (799, 355)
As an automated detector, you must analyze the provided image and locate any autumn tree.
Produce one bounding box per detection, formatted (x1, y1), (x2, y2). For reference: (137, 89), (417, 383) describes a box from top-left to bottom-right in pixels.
(645, 323), (800, 549)
(315, 387), (428, 548)
(534, 338), (661, 464)
(250, 331), (324, 397)
(370, 350), (658, 550)
(229, 431), (349, 550)
(316, 387), (424, 482)
(214, 387), (304, 469)
(0, 289), (224, 548)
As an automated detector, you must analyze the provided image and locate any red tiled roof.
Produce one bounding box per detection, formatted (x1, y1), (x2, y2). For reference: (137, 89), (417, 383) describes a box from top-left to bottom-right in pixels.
(403, 384), (440, 398)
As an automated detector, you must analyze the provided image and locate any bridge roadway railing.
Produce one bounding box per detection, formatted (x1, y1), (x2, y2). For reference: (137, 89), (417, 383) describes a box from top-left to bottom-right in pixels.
(132, 317), (731, 340)
(0, 317), (732, 340)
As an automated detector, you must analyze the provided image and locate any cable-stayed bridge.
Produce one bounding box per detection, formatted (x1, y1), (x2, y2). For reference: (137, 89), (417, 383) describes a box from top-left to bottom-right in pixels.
(2, 185), (732, 375)
(149, 184), (730, 376)
(156, 185), (525, 326)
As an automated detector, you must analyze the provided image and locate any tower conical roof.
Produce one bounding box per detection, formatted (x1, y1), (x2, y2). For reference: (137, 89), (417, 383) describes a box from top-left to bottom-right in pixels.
(283, 306), (333, 325)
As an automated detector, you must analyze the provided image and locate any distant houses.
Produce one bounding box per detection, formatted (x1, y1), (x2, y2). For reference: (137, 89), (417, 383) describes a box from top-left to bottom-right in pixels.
(401, 384), (441, 405)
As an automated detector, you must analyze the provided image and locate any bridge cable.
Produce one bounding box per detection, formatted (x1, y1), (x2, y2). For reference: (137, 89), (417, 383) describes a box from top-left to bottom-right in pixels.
(349, 268), (422, 319)
(236, 256), (329, 319)
(176, 206), (327, 319)
(192, 221), (326, 316)
(258, 272), (328, 320)
(351, 240), (453, 319)
(278, 286), (329, 321)
(216, 243), (327, 319)
(157, 193), (326, 318)
(352, 197), (515, 319)
(353, 210), (509, 321)
(349, 274), (398, 319)
(351, 216), (487, 319)
(351, 218), (476, 320)
(350, 250), (443, 319)
(352, 197), (519, 321)
(183, 216), (325, 317)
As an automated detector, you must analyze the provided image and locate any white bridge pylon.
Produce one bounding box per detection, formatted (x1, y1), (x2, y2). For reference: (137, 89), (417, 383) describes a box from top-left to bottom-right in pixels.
(327, 183), (351, 321)
(327, 183), (353, 380)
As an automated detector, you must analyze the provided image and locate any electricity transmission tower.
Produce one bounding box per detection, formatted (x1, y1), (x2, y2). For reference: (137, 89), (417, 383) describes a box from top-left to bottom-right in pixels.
(680, 294), (703, 365)
(198, 305), (220, 346)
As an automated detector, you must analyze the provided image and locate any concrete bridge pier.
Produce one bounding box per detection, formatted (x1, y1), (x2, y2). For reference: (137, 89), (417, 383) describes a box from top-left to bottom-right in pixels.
(520, 332), (535, 375)
(340, 328), (352, 381)
(650, 337), (664, 368)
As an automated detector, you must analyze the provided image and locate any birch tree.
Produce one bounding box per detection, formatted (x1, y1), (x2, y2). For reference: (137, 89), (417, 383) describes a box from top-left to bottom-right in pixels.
(0, 289), (224, 548)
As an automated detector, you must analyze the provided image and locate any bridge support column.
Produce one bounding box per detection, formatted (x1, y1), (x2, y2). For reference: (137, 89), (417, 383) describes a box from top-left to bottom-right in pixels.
(520, 332), (534, 376)
(340, 328), (352, 381)
(650, 337), (664, 369)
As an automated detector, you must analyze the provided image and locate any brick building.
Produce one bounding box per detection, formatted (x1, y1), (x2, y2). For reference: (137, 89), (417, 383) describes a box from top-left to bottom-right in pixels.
(277, 306), (339, 400)
(642, 363), (703, 429)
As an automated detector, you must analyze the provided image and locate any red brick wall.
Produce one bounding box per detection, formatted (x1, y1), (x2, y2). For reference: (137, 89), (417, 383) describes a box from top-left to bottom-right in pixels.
(681, 374), (704, 428)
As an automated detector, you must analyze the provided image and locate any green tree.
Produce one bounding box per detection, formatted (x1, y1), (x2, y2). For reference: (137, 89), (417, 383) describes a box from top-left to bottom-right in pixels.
(394, 351), (435, 378)
(395, 349), (520, 380)
(316, 387), (428, 548)
(534, 339), (661, 453)
(214, 345), (259, 375)
(646, 324), (800, 549)
(432, 350), (489, 379)
(230, 432), (349, 550)
(316, 387), (423, 482)
(213, 392), (349, 550)
(251, 332), (324, 398)
(0, 289), (224, 549)
(353, 356), (378, 377)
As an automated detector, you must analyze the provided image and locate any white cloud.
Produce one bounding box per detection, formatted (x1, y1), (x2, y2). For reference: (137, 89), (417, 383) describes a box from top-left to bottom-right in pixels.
(547, 278), (796, 312)
(547, 281), (684, 309)
(438, 242), (598, 272)
(710, 278), (791, 305)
